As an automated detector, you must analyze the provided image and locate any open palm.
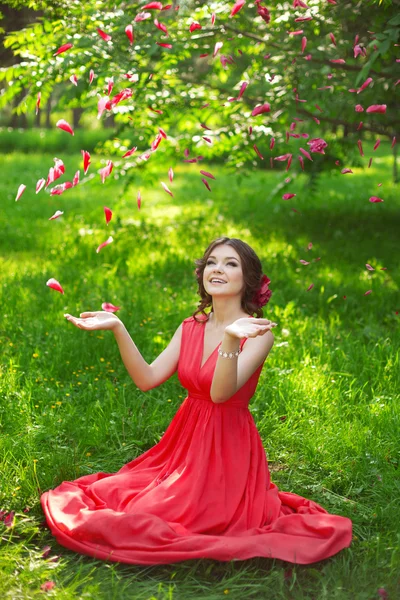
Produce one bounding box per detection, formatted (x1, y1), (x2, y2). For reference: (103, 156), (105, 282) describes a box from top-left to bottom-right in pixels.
(225, 317), (277, 340)
(64, 311), (122, 331)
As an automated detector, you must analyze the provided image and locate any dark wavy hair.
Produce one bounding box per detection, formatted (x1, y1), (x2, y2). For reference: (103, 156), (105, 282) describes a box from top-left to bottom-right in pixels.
(192, 237), (268, 323)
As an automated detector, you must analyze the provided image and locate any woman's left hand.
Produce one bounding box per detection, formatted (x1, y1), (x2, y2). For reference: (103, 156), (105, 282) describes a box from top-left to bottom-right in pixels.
(224, 317), (277, 340)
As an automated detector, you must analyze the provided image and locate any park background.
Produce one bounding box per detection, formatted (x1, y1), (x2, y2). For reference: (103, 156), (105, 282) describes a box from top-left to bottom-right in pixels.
(0, 1), (399, 598)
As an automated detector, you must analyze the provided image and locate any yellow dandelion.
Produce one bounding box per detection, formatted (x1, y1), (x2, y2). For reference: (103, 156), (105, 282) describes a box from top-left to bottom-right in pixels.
(78, 382), (82, 385)
(86, 452), (91, 456)
(66, 393), (70, 397)
(9, 342), (13, 347)
(32, 353), (39, 358)
(51, 405), (55, 409)
(100, 358), (105, 362)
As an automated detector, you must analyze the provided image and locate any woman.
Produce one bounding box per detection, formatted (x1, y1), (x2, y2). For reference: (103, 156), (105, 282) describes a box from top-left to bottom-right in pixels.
(41, 236), (352, 565)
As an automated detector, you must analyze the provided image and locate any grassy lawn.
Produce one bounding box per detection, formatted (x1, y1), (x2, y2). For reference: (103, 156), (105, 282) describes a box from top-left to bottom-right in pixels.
(0, 145), (399, 599)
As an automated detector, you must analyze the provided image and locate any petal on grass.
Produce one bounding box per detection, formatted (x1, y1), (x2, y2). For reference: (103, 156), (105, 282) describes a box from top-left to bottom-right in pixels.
(46, 278), (64, 294)
(96, 236), (114, 254)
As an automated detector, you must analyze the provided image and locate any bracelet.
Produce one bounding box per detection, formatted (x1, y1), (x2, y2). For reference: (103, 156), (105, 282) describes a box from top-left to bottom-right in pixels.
(218, 347), (241, 359)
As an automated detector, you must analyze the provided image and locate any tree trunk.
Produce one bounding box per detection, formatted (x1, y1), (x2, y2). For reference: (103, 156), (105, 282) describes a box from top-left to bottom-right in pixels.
(73, 107), (84, 129)
(45, 94), (52, 128)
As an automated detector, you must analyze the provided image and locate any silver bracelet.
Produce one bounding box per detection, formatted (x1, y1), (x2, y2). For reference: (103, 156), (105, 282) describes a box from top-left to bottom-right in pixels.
(218, 347), (241, 359)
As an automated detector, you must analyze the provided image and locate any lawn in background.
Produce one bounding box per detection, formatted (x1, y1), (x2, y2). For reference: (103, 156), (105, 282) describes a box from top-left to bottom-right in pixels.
(0, 144), (399, 599)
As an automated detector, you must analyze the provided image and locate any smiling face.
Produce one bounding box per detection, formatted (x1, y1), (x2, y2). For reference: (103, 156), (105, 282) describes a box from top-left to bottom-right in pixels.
(203, 244), (245, 299)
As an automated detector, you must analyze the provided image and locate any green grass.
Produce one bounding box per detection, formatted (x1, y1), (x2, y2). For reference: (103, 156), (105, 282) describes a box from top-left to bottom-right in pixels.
(0, 145), (399, 599)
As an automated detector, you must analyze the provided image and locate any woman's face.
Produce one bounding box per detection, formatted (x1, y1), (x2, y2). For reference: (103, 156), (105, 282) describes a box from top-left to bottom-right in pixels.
(203, 244), (244, 299)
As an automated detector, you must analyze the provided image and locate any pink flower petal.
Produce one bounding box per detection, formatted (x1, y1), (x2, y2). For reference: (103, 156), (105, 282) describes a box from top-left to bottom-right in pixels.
(15, 183), (26, 202)
(295, 16), (313, 22)
(211, 13), (216, 25)
(56, 119), (74, 136)
(253, 144), (264, 159)
(97, 96), (110, 119)
(200, 170), (216, 180)
(357, 140), (364, 156)
(369, 196), (384, 203)
(330, 58), (345, 63)
(288, 30), (303, 36)
(237, 81), (248, 99)
(36, 92), (41, 115)
(364, 290), (372, 296)
(97, 28), (112, 41)
(269, 137), (275, 150)
(36, 178), (45, 193)
(100, 160), (113, 184)
(230, 0), (246, 18)
(299, 147), (313, 161)
(293, 0), (309, 7)
(53, 43), (73, 56)
(355, 104), (364, 112)
(301, 36), (307, 53)
(366, 104), (386, 113)
(72, 170), (80, 187)
(40, 582), (56, 592)
(189, 22), (202, 32)
(137, 190), (141, 209)
(135, 12), (152, 22)
(81, 150), (91, 174)
(69, 74), (78, 86)
(373, 139), (381, 151)
(368, 158), (373, 168)
(366, 264), (375, 271)
(357, 121), (363, 130)
(104, 206), (113, 225)
(168, 167), (174, 182)
(154, 18), (168, 35)
(46, 278), (64, 294)
(329, 32), (336, 46)
(282, 193), (296, 200)
(357, 77), (373, 93)
(156, 42), (173, 48)
(341, 168), (353, 174)
(49, 210), (64, 221)
(213, 41), (223, 57)
(125, 24), (134, 45)
(306, 283), (314, 291)
(298, 155), (305, 170)
(299, 260), (310, 265)
(159, 127), (168, 139)
(274, 153), (291, 162)
(161, 181), (174, 197)
(122, 146), (137, 158)
(143, 1), (163, 8)
(202, 178), (211, 191)
(391, 136), (396, 148)
(102, 302), (121, 312)
(203, 137), (212, 143)
(89, 69), (95, 85)
(96, 236), (114, 254)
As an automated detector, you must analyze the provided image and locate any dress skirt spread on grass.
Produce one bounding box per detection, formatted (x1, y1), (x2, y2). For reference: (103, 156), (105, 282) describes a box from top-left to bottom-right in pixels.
(41, 315), (353, 565)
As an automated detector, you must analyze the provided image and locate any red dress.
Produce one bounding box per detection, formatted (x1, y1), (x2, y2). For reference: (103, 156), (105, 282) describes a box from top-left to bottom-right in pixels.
(41, 315), (352, 565)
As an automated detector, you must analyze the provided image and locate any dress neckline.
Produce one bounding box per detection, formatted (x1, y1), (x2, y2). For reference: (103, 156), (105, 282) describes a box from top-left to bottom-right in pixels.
(199, 314), (253, 372)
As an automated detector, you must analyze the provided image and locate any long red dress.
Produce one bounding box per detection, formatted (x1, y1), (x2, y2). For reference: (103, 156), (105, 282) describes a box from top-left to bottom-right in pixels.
(41, 314), (353, 565)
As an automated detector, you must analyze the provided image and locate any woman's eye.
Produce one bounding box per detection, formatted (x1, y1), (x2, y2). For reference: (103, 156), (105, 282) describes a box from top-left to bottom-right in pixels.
(206, 260), (236, 266)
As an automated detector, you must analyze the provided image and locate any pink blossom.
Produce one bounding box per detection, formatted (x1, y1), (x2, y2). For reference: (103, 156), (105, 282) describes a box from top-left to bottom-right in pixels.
(307, 138), (327, 154)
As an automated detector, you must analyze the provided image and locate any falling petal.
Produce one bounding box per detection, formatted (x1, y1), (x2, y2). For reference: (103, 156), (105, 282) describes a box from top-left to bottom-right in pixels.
(366, 105), (386, 113)
(89, 69), (94, 85)
(189, 22), (202, 32)
(329, 32), (336, 46)
(391, 136), (396, 148)
(56, 119), (74, 136)
(159, 127), (168, 139)
(299, 147), (313, 161)
(49, 210), (64, 221)
(135, 12), (152, 22)
(282, 193), (296, 200)
(295, 16), (313, 22)
(253, 144), (264, 160)
(306, 283), (314, 291)
(125, 24), (134, 45)
(341, 168), (353, 174)
(202, 178), (211, 191)
(36, 178), (45, 193)
(355, 104), (364, 112)
(161, 181), (174, 197)
(357, 77), (373, 93)
(41, 545), (52, 558)
(364, 290), (372, 296)
(230, 0), (246, 18)
(154, 18), (168, 35)
(104, 206), (113, 225)
(40, 582), (56, 592)
(299, 260), (310, 265)
(369, 196), (384, 203)
(301, 36), (307, 53)
(96, 236), (114, 254)
(373, 139), (381, 151)
(357, 140), (364, 156)
(315, 104), (323, 112)
(213, 41), (223, 57)
(211, 13), (216, 25)
(156, 42), (172, 48)
(357, 121), (363, 130)
(69, 74), (78, 86)
(200, 170), (216, 180)
(366, 264), (375, 271)
(35, 92), (41, 115)
(72, 170), (80, 187)
(100, 160), (113, 184)
(102, 302), (121, 312)
(53, 43), (73, 56)
(368, 158), (373, 168)
(15, 184), (26, 202)
(107, 77), (114, 96)
(274, 153), (291, 161)
(203, 137), (212, 143)
(97, 28), (112, 41)
(122, 146), (137, 158)
(298, 155), (305, 170)
(137, 190), (141, 209)
(46, 278), (64, 294)
(237, 81), (248, 99)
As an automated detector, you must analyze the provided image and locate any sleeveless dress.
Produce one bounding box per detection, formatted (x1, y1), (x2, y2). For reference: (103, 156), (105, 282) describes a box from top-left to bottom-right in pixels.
(40, 314), (352, 565)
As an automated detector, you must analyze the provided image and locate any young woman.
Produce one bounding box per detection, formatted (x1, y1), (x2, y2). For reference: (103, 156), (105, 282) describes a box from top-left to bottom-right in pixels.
(41, 236), (352, 565)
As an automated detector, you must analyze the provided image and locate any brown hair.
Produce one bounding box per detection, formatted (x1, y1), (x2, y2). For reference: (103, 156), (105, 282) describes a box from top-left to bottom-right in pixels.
(192, 237), (266, 323)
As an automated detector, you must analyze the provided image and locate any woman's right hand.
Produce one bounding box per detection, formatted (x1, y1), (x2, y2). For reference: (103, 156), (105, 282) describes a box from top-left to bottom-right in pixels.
(64, 311), (123, 332)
